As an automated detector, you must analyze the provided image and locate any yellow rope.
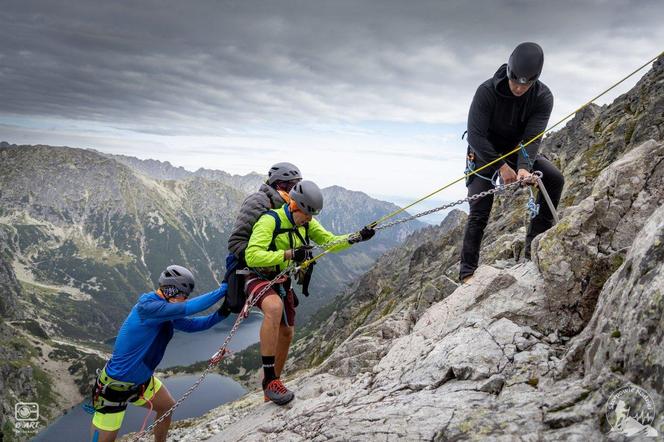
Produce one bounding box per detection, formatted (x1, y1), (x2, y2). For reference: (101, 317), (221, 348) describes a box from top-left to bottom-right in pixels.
(371, 50), (664, 227)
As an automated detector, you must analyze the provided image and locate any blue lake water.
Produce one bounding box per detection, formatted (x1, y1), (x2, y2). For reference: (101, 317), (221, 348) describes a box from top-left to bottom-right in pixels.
(33, 374), (246, 441)
(160, 312), (262, 367)
(34, 313), (263, 441)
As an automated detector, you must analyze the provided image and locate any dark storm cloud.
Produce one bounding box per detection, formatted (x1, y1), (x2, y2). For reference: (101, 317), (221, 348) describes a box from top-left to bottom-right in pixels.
(1, 0), (662, 134)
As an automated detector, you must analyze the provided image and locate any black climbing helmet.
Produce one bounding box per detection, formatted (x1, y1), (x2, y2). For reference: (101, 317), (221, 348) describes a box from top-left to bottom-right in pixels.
(507, 42), (544, 84)
(158, 265), (195, 297)
(289, 180), (323, 216)
(267, 162), (302, 186)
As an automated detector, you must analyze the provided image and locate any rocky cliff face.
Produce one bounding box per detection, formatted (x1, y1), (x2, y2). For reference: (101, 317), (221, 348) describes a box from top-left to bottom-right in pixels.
(165, 58), (664, 440)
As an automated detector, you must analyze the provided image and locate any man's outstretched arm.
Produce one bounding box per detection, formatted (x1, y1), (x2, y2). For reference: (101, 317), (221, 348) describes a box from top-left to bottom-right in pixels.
(138, 283), (227, 324)
(173, 311), (226, 332)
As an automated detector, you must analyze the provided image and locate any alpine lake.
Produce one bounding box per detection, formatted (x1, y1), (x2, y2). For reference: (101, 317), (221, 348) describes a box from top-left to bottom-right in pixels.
(34, 313), (263, 441)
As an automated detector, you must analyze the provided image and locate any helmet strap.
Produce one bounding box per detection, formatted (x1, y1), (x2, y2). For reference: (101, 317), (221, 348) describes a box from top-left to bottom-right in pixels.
(288, 199), (300, 213)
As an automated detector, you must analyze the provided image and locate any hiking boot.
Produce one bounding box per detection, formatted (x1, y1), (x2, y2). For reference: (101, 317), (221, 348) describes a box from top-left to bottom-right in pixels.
(263, 379), (294, 405)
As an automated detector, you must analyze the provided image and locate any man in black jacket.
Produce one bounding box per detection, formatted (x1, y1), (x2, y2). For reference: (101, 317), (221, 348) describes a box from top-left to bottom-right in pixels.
(460, 42), (565, 282)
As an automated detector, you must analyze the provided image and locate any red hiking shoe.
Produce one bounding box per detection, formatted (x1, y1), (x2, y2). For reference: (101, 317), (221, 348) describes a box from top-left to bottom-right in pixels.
(263, 379), (294, 405)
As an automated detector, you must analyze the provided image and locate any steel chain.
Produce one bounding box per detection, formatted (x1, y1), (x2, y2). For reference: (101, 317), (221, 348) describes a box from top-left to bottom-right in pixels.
(129, 266), (296, 441)
(374, 178), (527, 231)
(316, 175), (536, 244)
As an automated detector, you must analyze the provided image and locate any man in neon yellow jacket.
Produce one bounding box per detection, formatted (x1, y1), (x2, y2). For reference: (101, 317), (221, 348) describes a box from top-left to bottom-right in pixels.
(244, 180), (375, 405)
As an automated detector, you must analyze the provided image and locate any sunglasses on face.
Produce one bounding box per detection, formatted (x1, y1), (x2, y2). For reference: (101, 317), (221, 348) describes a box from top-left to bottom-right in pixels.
(162, 286), (189, 299)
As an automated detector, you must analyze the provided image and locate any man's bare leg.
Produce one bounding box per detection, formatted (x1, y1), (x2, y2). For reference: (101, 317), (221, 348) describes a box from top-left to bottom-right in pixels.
(275, 325), (294, 377)
(259, 294), (283, 356)
(144, 385), (175, 442)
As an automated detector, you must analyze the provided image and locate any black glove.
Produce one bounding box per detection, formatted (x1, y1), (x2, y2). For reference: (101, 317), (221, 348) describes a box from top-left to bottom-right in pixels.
(349, 226), (376, 244)
(292, 246), (313, 263)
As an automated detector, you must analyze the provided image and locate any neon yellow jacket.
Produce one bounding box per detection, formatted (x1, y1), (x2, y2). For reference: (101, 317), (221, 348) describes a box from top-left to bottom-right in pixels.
(245, 205), (351, 271)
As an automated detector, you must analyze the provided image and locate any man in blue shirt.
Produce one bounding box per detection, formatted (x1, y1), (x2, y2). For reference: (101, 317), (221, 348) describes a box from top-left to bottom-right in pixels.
(90, 265), (228, 442)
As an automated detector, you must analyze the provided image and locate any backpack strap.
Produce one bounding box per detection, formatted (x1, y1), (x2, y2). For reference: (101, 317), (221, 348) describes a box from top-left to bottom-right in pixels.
(292, 222), (309, 246)
(264, 210), (310, 251)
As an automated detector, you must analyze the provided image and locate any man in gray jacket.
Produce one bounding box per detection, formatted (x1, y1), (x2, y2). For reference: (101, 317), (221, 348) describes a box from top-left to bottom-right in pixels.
(223, 162), (302, 313)
(227, 162), (303, 261)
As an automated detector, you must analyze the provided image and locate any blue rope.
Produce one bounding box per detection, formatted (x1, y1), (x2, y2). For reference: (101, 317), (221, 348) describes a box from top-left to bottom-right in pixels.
(520, 143), (540, 218)
(82, 402), (96, 415)
(526, 187), (540, 219)
(519, 143), (535, 170)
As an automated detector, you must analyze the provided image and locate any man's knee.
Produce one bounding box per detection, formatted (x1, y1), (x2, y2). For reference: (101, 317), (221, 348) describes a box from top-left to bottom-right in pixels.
(545, 166), (564, 188)
(151, 385), (175, 415)
(536, 159), (565, 188)
(261, 295), (284, 321)
(160, 396), (175, 412)
(468, 193), (493, 220)
(91, 427), (119, 442)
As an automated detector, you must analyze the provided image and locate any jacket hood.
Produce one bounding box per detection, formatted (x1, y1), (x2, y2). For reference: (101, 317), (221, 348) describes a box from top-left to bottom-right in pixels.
(259, 183), (285, 208)
(492, 64), (514, 98)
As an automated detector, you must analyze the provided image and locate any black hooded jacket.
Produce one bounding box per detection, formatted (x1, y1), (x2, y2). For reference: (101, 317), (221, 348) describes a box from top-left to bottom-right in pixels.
(467, 64), (553, 171)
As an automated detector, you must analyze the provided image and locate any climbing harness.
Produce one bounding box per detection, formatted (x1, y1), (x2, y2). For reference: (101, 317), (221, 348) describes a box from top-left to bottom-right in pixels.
(464, 150), (500, 186)
(129, 265), (297, 441)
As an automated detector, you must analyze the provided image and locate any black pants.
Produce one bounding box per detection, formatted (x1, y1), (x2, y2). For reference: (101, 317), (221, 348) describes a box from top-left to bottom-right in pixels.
(459, 156), (564, 280)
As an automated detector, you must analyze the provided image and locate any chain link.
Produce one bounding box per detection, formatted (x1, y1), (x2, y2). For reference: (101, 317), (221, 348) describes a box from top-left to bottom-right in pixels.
(129, 266), (296, 441)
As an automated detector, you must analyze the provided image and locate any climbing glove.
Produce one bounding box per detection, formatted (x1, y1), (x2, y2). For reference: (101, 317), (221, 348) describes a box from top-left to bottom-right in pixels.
(349, 226), (376, 244)
(291, 246), (313, 264)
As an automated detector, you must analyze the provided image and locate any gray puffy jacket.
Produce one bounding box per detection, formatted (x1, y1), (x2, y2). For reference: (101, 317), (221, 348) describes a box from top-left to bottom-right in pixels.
(227, 184), (286, 260)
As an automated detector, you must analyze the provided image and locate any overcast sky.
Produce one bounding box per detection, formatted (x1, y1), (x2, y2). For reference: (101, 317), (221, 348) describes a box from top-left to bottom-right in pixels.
(1, 0), (663, 212)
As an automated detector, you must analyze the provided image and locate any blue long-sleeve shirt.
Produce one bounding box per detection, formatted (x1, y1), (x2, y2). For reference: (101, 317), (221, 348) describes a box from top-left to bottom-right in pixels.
(105, 283), (227, 383)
